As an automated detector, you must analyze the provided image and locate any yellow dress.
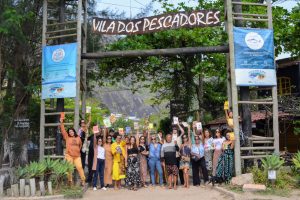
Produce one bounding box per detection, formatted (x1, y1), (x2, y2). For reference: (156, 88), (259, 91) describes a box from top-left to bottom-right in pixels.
(111, 142), (126, 180)
(227, 118), (234, 129)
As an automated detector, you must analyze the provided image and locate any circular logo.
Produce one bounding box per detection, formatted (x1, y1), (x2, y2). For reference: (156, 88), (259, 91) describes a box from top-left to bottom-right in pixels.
(52, 48), (65, 62)
(245, 32), (264, 50)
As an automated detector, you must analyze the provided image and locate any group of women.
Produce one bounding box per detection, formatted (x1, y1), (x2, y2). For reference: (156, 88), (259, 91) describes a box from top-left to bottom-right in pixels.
(59, 116), (235, 191)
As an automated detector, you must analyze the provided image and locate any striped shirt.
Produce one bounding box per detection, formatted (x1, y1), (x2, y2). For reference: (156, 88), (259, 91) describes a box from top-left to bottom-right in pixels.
(161, 142), (179, 165)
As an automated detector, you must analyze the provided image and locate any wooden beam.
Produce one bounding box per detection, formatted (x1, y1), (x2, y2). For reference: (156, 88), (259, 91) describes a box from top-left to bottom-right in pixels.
(82, 45), (229, 59)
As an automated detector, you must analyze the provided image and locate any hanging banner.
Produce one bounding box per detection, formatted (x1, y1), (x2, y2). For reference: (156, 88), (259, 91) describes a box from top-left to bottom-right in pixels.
(42, 43), (77, 99)
(92, 10), (220, 35)
(233, 27), (276, 86)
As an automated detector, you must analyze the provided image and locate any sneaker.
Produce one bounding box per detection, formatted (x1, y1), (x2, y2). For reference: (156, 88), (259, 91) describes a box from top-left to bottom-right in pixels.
(102, 187), (107, 191)
(93, 187), (97, 191)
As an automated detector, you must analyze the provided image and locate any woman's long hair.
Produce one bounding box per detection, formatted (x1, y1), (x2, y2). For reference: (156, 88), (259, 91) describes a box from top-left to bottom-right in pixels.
(67, 128), (78, 137)
(129, 136), (137, 149)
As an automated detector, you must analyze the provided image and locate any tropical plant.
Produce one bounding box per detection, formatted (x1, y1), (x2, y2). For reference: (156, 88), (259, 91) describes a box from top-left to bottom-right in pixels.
(24, 161), (47, 179)
(292, 151), (300, 186)
(292, 151), (300, 170)
(262, 155), (285, 171)
(51, 160), (74, 189)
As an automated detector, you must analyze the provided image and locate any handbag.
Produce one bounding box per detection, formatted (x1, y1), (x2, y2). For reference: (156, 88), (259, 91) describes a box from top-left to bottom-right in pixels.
(182, 156), (190, 162)
(191, 155), (200, 162)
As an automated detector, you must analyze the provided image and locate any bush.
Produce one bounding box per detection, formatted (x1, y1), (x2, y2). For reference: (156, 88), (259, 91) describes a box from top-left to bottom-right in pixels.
(251, 166), (267, 184)
(292, 151), (300, 186)
(262, 154), (284, 171)
(16, 157), (74, 189)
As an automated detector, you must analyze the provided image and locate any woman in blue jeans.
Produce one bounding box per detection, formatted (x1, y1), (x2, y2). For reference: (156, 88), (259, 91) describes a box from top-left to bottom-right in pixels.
(92, 129), (107, 191)
(148, 135), (164, 187)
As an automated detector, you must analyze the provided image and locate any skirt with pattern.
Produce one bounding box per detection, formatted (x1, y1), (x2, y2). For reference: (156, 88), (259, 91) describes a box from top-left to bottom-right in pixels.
(125, 156), (142, 187)
(216, 149), (234, 182)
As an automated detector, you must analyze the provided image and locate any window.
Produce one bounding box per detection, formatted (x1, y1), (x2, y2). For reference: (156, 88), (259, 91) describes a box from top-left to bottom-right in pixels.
(277, 77), (291, 96)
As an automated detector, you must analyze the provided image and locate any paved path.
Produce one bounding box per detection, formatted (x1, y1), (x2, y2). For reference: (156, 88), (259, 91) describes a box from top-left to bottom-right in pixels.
(82, 186), (233, 200)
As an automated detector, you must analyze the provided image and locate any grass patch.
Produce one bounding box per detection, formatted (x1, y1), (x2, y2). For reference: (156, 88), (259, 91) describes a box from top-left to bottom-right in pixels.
(255, 187), (291, 197)
(61, 185), (84, 199)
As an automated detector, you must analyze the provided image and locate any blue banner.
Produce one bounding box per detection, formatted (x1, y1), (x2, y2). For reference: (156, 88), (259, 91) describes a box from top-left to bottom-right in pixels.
(42, 43), (77, 99)
(233, 27), (276, 86)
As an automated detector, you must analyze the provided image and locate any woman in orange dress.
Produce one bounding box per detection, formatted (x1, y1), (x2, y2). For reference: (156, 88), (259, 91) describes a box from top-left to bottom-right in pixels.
(103, 128), (113, 188)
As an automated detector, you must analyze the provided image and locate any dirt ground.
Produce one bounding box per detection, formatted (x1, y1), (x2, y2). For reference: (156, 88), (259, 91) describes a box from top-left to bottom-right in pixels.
(82, 185), (233, 200)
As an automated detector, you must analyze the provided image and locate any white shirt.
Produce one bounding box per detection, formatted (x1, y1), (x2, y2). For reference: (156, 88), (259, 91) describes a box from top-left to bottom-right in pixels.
(97, 146), (105, 159)
(213, 137), (225, 150)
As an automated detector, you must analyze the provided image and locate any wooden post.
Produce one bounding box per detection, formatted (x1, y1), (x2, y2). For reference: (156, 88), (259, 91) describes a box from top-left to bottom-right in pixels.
(81, 0), (88, 119)
(47, 181), (53, 195)
(6, 188), (11, 197)
(267, 0), (279, 154)
(39, 181), (45, 196)
(25, 185), (30, 197)
(39, 0), (47, 162)
(11, 184), (19, 197)
(0, 176), (4, 196)
(29, 178), (36, 196)
(20, 179), (25, 196)
(227, 0), (241, 175)
(74, 0), (83, 131)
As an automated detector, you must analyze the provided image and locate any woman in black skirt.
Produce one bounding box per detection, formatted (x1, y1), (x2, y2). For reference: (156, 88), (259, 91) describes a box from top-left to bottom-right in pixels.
(125, 135), (142, 190)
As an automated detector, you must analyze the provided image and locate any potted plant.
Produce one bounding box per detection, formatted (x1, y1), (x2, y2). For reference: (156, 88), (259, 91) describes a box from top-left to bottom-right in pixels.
(262, 154), (284, 182)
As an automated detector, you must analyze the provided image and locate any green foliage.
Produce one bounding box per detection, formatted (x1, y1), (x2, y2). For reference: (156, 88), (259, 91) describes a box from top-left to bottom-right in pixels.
(62, 186), (84, 199)
(251, 166), (267, 184)
(251, 166), (295, 189)
(16, 158), (74, 189)
(18, 161), (47, 179)
(111, 118), (134, 130)
(262, 155), (285, 171)
(292, 151), (300, 186)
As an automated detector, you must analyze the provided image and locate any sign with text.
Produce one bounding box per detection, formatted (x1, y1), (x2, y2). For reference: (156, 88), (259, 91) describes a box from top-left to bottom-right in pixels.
(42, 43), (77, 99)
(233, 27), (276, 86)
(93, 10), (220, 35)
(14, 119), (30, 129)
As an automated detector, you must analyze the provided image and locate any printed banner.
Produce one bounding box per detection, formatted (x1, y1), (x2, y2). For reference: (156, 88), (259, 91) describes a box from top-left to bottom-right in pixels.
(233, 27), (276, 86)
(93, 10), (220, 35)
(42, 43), (77, 99)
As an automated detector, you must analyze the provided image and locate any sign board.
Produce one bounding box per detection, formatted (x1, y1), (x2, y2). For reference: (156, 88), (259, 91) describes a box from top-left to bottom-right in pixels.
(233, 27), (276, 86)
(173, 117), (179, 125)
(119, 128), (124, 135)
(93, 125), (100, 134)
(103, 118), (111, 128)
(125, 126), (131, 134)
(196, 122), (202, 130)
(14, 119), (30, 129)
(42, 43), (77, 99)
(148, 123), (154, 130)
(134, 122), (139, 130)
(224, 101), (229, 110)
(93, 10), (220, 35)
(182, 122), (189, 127)
(86, 106), (91, 114)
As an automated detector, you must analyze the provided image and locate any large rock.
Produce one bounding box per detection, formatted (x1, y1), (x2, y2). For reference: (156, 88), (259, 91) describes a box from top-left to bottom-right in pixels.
(231, 173), (254, 186)
(243, 184), (266, 192)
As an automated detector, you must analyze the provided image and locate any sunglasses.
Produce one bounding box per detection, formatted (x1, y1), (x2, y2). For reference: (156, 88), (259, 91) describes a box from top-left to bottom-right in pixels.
(195, 138), (200, 140)
(151, 138), (156, 140)
(98, 140), (102, 142)
(107, 138), (112, 140)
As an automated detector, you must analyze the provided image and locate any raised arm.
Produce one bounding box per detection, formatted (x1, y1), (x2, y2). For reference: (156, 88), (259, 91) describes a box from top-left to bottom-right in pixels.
(225, 110), (229, 119)
(103, 127), (107, 144)
(187, 125), (191, 146)
(87, 113), (92, 128)
(93, 130), (97, 148)
(59, 119), (68, 140)
(136, 128), (140, 146)
(177, 123), (185, 137)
